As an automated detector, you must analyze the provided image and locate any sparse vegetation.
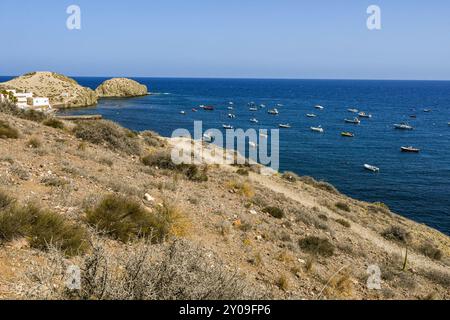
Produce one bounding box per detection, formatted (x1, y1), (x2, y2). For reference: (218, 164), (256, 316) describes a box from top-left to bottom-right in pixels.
(141, 130), (166, 148)
(0, 190), (14, 210)
(335, 201), (351, 212)
(73, 120), (141, 155)
(382, 226), (411, 243)
(27, 137), (42, 149)
(282, 171), (299, 182)
(276, 274), (289, 291)
(43, 118), (65, 129)
(299, 236), (335, 257)
(263, 206), (285, 219)
(420, 243), (442, 261)
(299, 176), (339, 194)
(0, 120), (19, 139)
(226, 180), (255, 198)
(236, 168), (249, 176)
(335, 218), (351, 228)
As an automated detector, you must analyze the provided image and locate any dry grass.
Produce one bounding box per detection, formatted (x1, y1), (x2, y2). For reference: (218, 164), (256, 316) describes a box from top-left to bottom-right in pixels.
(43, 118), (65, 129)
(27, 137), (42, 149)
(335, 201), (351, 212)
(226, 180), (255, 198)
(282, 171), (300, 182)
(0, 120), (19, 139)
(263, 206), (285, 219)
(382, 226), (411, 244)
(299, 236), (335, 258)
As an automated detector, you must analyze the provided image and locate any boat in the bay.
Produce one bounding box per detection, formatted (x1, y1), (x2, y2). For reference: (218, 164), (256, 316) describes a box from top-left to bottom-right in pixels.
(364, 164), (380, 173)
(341, 132), (354, 137)
(394, 123), (414, 130)
(192, 108), (198, 112)
(401, 146), (420, 153)
(228, 114), (236, 119)
(358, 112), (372, 118)
(202, 105), (215, 111)
(348, 108), (359, 113)
(279, 124), (291, 128)
(180, 111), (186, 115)
(315, 105), (324, 110)
(268, 108), (279, 115)
(260, 104), (266, 108)
(306, 114), (317, 118)
(311, 126), (324, 133)
(203, 134), (214, 143)
(250, 118), (259, 123)
(222, 124), (234, 130)
(345, 118), (361, 124)
(249, 107), (258, 111)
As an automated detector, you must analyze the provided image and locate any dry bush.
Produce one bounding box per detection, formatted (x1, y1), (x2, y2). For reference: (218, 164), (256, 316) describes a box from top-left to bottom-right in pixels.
(324, 271), (354, 299)
(0, 203), (89, 256)
(0, 120), (19, 139)
(45, 239), (261, 300)
(43, 118), (65, 129)
(0, 190), (15, 210)
(236, 168), (249, 176)
(276, 274), (289, 291)
(382, 226), (411, 244)
(73, 120), (141, 155)
(282, 171), (300, 182)
(299, 176), (339, 194)
(27, 137), (42, 149)
(0, 102), (48, 122)
(420, 242), (442, 261)
(299, 236), (335, 258)
(41, 176), (68, 187)
(335, 201), (351, 212)
(263, 206), (285, 219)
(422, 269), (450, 287)
(226, 180), (255, 198)
(335, 218), (351, 228)
(368, 202), (391, 215)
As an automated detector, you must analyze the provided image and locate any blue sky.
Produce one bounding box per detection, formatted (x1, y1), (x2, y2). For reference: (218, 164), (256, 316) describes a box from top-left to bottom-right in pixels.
(1, 0), (449, 79)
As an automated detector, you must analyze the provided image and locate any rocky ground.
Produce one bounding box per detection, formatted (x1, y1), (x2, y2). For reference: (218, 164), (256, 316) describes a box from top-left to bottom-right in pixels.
(0, 107), (449, 300)
(96, 78), (148, 98)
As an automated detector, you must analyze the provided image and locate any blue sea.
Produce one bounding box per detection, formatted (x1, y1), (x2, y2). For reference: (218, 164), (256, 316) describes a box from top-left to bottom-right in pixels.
(2, 76), (449, 235)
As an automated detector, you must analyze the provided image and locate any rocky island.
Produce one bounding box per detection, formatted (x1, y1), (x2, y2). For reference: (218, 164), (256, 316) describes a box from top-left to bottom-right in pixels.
(96, 78), (148, 98)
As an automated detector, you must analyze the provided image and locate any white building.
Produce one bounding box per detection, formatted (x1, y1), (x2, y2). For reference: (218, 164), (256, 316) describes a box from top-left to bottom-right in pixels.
(0, 89), (51, 111)
(15, 92), (33, 109)
(28, 97), (51, 110)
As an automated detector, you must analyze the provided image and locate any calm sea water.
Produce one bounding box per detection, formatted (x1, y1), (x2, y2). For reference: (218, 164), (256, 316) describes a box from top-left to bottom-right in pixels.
(2, 76), (449, 235)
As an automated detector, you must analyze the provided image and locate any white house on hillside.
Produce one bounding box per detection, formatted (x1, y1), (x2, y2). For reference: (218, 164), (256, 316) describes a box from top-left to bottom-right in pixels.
(0, 89), (51, 111)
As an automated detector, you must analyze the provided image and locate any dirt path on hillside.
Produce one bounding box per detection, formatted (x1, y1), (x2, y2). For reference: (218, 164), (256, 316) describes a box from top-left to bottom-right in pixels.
(250, 172), (450, 276)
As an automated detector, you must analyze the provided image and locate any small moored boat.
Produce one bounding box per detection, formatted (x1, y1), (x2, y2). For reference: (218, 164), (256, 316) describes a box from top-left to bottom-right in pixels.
(401, 146), (420, 153)
(394, 123), (414, 130)
(315, 105), (324, 110)
(345, 118), (361, 124)
(268, 108), (279, 115)
(192, 108), (198, 112)
(364, 164), (380, 173)
(341, 132), (354, 137)
(358, 112), (372, 118)
(202, 105), (215, 111)
(279, 124), (291, 129)
(228, 114), (236, 119)
(222, 124), (234, 130)
(180, 111), (186, 115)
(306, 114), (317, 118)
(260, 104), (266, 108)
(203, 134), (214, 143)
(250, 118), (259, 123)
(348, 108), (359, 113)
(311, 126), (324, 133)
(249, 107), (258, 111)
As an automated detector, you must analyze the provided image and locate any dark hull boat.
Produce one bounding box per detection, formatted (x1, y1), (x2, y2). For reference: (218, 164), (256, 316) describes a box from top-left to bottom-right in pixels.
(401, 146), (420, 153)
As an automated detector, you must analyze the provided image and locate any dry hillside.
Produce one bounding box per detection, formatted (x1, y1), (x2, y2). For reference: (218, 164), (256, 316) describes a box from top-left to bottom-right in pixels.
(0, 102), (449, 300)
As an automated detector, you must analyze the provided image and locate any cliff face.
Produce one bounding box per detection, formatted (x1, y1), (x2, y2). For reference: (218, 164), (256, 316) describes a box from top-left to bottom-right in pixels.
(95, 78), (148, 98)
(0, 72), (98, 108)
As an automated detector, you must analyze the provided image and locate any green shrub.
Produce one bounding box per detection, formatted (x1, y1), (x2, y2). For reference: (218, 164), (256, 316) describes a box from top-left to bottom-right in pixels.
(335, 201), (351, 212)
(299, 236), (335, 257)
(335, 218), (351, 228)
(86, 195), (170, 243)
(263, 206), (285, 219)
(73, 120), (141, 155)
(0, 120), (19, 139)
(43, 118), (65, 129)
(0, 203), (89, 256)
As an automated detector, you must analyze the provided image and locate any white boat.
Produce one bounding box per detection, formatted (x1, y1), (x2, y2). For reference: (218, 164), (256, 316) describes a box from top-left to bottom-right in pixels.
(401, 146), (420, 153)
(424, 109), (432, 113)
(394, 123), (414, 130)
(260, 104), (266, 108)
(250, 118), (259, 123)
(203, 134), (214, 143)
(223, 124), (234, 130)
(358, 112), (372, 118)
(249, 107), (258, 111)
(277, 103), (284, 107)
(228, 114), (236, 119)
(180, 111), (186, 115)
(348, 108), (359, 113)
(315, 105), (324, 110)
(306, 114), (317, 118)
(228, 106), (234, 110)
(345, 118), (361, 124)
(268, 108), (279, 115)
(279, 124), (291, 128)
(311, 126), (324, 133)
(229, 102), (234, 106)
(364, 164), (380, 173)
(248, 102), (256, 107)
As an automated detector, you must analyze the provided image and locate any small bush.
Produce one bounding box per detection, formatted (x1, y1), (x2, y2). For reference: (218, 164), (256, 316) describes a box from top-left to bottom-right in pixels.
(142, 150), (176, 169)
(236, 168), (249, 176)
(382, 226), (410, 243)
(226, 180), (255, 198)
(41, 176), (68, 187)
(335, 218), (351, 228)
(263, 206), (285, 219)
(335, 201), (351, 212)
(43, 118), (65, 129)
(0, 203), (89, 256)
(282, 171), (299, 182)
(141, 130), (166, 148)
(177, 164), (208, 182)
(0, 102), (48, 122)
(299, 236), (335, 257)
(0, 120), (19, 139)
(73, 120), (141, 155)
(27, 137), (42, 149)
(420, 243), (442, 261)
(276, 274), (289, 291)
(86, 195), (188, 243)
(0, 190), (14, 210)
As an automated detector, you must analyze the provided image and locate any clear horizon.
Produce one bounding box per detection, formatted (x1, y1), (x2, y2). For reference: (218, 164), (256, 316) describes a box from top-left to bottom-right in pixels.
(1, 0), (450, 80)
